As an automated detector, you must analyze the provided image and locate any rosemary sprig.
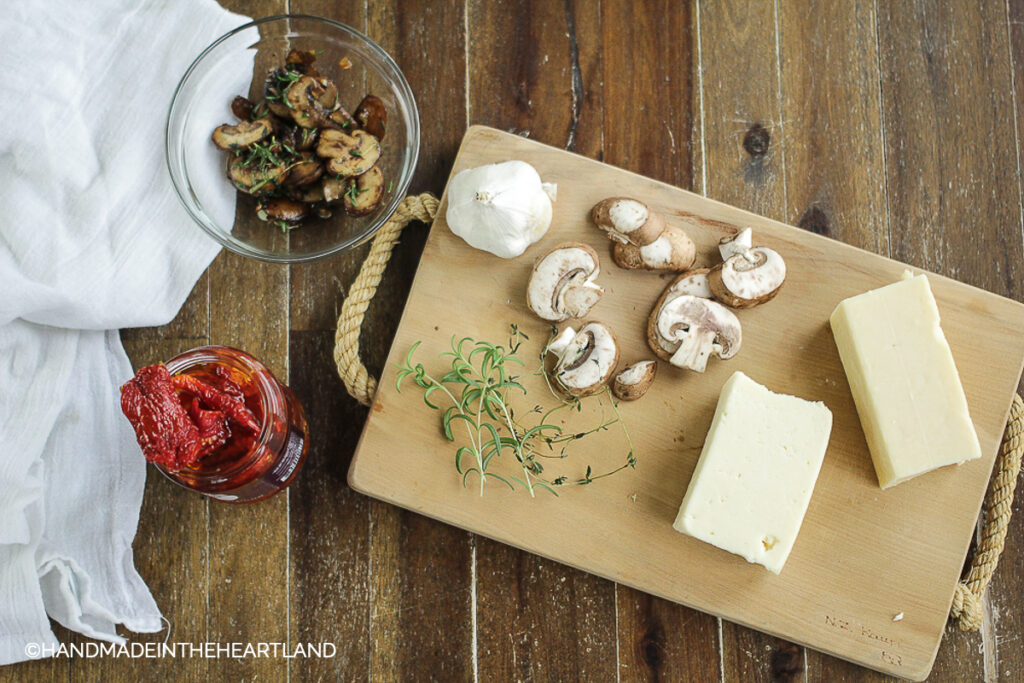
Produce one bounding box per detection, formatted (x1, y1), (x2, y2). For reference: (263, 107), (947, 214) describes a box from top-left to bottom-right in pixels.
(395, 325), (636, 497)
(345, 182), (369, 203)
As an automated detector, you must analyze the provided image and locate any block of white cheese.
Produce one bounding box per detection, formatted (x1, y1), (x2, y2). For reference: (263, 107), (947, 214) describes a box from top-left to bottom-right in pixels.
(674, 372), (833, 574)
(830, 274), (981, 489)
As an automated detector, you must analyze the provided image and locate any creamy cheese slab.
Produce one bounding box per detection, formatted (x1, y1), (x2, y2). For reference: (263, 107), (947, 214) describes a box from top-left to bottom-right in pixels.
(830, 274), (981, 489)
(674, 372), (833, 574)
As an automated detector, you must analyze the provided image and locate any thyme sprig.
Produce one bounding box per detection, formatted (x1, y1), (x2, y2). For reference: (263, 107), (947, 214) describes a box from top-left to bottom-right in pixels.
(395, 325), (636, 497)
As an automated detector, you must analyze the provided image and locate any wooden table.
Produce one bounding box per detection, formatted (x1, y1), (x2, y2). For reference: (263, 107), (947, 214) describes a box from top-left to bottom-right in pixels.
(7, 1), (1023, 681)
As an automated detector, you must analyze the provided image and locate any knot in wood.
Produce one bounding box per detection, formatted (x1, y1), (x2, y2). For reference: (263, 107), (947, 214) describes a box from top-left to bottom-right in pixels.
(770, 642), (804, 681)
(743, 123), (771, 157)
(798, 205), (830, 235)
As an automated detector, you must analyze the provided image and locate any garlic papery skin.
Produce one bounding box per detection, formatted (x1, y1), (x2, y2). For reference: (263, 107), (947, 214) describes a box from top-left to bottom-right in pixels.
(445, 160), (556, 258)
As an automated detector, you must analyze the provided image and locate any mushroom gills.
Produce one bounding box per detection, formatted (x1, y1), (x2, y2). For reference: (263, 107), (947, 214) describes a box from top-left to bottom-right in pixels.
(653, 295), (741, 372)
(526, 243), (603, 322)
(666, 325), (718, 373)
(550, 322), (619, 397)
(555, 269), (604, 319)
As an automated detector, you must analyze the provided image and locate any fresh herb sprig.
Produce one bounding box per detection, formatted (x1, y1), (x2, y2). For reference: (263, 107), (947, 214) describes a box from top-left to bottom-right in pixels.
(395, 325), (636, 497)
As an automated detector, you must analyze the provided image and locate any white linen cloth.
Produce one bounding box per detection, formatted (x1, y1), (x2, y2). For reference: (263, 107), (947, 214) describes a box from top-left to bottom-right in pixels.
(0, 0), (250, 665)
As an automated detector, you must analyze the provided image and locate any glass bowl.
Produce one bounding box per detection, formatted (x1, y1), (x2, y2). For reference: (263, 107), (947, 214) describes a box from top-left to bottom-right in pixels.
(166, 15), (420, 263)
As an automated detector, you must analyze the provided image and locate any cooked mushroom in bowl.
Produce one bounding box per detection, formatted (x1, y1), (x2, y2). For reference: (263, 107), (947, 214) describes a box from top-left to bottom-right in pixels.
(211, 48), (390, 232)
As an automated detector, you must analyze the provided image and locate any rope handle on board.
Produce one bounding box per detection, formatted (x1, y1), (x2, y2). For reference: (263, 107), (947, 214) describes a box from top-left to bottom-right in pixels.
(950, 393), (1024, 630)
(333, 193), (439, 406)
(332, 192), (1022, 630)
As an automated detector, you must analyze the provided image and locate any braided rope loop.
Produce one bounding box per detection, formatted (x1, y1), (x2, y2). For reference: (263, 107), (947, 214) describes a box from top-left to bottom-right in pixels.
(950, 393), (1024, 630)
(333, 193), (439, 406)
(332, 193), (1022, 631)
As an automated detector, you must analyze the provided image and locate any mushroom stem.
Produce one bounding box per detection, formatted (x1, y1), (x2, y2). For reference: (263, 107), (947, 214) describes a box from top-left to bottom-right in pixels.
(669, 326), (717, 372)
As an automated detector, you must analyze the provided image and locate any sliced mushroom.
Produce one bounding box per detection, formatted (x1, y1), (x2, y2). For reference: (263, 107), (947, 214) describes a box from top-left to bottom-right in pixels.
(708, 247), (786, 308)
(263, 68), (295, 118)
(668, 268), (713, 298)
(546, 322), (620, 397)
(343, 166), (385, 216)
(329, 107), (356, 130)
(285, 48), (319, 73)
(354, 95), (387, 140)
(285, 75), (334, 128)
(612, 361), (657, 401)
(591, 197), (665, 246)
(545, 327), (578, 357)
(211, 118), (272, 150)
(316, 129), (381, 177)
(281, 125), (320, 152)
(646, 269), (713, 361)
(284, 153), (324, 187)
(318, 80), (340, 110)
(719, 227), (753, 260)
(227, 158), (287, 196)
(649, 275), (700, 357)
(231, 95), (255, 121)
(258, 197), (309, 222)
(287, 182), (326, 204)
(526, 242), (604, 322)
(322, 175), (346, 203)
(647, 295), (741, 372)
(611, 226), (696, 272)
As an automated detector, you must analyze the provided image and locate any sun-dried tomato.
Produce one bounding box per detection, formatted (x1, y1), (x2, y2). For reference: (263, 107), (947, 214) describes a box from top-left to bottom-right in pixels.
(120, 364), (204, 469)
(171, 373), (260, 435)
(188, 398), (228, 453)
(211, 365), (246, 402)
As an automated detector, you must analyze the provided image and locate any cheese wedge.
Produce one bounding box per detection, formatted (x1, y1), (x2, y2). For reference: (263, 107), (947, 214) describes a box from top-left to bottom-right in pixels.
(830, 274), (981, 489)
(674, 372), (833, 574)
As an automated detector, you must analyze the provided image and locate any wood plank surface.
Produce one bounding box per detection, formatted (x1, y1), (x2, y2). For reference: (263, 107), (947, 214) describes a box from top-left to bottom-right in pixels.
(595, 3), (727, 681)
(5, 2), (1024, 682)
(282, 6), (374, 682)
(997, 2), (1024, 680)
(775, 1), (890, 680)
(876, 1), (1024, 679)
(466, 2), (619, 682)
(349, 125), (1024, 680)
(697, 2), (805, 681)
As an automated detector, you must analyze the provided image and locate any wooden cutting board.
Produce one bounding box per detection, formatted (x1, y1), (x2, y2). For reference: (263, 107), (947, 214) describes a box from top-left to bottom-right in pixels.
(348, 126), (1024, 680)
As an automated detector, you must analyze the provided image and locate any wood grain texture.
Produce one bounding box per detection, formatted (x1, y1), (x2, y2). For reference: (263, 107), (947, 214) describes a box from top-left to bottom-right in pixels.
(288, 331), (371, 681)
(281, 4), (373, 682)
(991, 2), (1024, 681)
(697, 2), (806, 679)
(349, 125), (1024, 681)
(465, 3), (618, 681)
(877, 0), (1024, 679)
(205, 254), (290, 683)
(7, 2), (1024, 682)
(367, 2), (475, 680)
(594, 3), (726, 680)
(775, 2), (890, 680)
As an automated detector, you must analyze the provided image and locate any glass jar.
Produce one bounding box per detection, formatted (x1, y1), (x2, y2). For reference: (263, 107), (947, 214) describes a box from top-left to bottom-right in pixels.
(159, 345), (308, 503)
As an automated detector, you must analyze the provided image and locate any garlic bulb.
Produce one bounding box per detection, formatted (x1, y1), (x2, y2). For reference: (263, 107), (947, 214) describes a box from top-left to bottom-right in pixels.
(445, 160), (557, 258)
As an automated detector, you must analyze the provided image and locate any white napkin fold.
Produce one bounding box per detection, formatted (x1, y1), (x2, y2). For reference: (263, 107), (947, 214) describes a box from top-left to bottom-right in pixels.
(0, 0), (250, 665)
